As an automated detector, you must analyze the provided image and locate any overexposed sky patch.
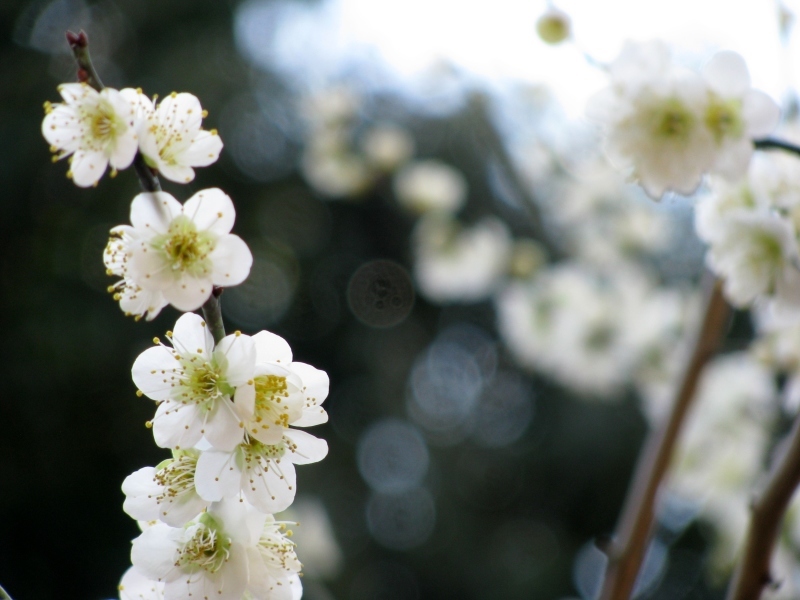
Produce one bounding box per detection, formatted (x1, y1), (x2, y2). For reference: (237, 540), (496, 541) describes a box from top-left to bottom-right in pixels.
(235, 0), (791, 118)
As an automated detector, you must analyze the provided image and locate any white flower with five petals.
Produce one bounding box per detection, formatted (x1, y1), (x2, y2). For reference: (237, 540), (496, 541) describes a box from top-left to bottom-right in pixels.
(132, 313), (256, 451)
(42, 83), (140, 187)
(137, 92), (223, 183)
(106, 188), (252, 313)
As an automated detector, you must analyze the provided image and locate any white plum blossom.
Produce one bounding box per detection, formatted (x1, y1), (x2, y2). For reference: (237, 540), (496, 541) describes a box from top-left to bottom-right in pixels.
(137, 92), (223, 183)
(590, 41), (714, 198)
(42, 83), (139, 187)
(590, 42), (779, 198)
(122, 449), (208, 527)
(132, 313), (256, 451)
(393, 160), (467, 214)
(130, 500), (256, 600)
(250, 514), (304, 600)
(195, 330), (329, 513)
(701, 51), (780, 179)
(704, 211), (800, 308)
(105, 188), (252, 314)
(118, 566), (164, 600)
(413, 215), (511, 303)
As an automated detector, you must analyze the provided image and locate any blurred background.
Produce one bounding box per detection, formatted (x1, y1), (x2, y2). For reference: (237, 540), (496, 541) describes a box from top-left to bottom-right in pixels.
(1, 0), (798, 598)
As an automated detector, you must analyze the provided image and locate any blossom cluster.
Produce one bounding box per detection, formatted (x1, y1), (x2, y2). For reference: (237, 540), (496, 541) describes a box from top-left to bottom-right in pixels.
(43, 84), (222, 187)
(43, 76), (329, 600)
(121, 313), (329, 599)
(590, 42), (780, 198)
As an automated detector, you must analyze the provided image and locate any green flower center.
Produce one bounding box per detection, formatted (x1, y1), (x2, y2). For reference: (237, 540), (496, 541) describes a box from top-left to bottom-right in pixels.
(152, 215), (216, 277)
(176, 354), (232, 410)
(650, 97), (695, 142)
(177, 516), (231, 574)
(79, 98), (127, 150)
(705, 96), (744, 143)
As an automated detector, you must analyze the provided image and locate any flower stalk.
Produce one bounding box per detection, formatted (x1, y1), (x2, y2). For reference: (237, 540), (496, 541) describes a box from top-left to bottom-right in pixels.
(599, 276), (729, 600)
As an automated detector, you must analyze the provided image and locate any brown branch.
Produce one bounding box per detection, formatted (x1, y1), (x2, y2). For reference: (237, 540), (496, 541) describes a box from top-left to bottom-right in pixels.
(599, 276), (730, 600)
(725, 414), (800, 600)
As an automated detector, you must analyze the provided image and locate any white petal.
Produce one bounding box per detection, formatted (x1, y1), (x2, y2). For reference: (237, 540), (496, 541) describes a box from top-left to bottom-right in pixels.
(284, 429), (328, 464)
(171, 313), (215, 358)
(122, 467), (163, 522)
(152, 402), (204, 450)
(234, 383), (256, 420)
(703, 51), (750, 96)
(743, 90), (780, 138)
(215, 333), (256, 386)
(110, 132), (139, 170)
(158, 162), (196, 184)
(210, 496), (266, 545)
(131, 524), (183, 582)
(159, 491), (208, 528)
(71, 149), (108, 187)
(203, 398), (245, 451)
(131, 346), (181, 402)
(128, 243), (175, 291)
(162, 274), (213, 311)
(181, 130), (224, 167)
(130, 192), (183, 234)
(252, 331), (293, 365)
(290, 362), (329, 404)
(119, 566), (165, 600)
(183, 188), (235, 235)
(292, 406), (329, 428)
(209, 235), (253, 287)
(243, 456), (296, 513)
(58, 82), (94, 104)
(290, 574), (303, 600)
(714, 139), (754, 180)
(195, 449), (242, 502)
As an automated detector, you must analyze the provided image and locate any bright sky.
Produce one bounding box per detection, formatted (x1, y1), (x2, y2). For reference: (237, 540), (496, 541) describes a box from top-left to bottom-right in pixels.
(235, 0), (794, 118)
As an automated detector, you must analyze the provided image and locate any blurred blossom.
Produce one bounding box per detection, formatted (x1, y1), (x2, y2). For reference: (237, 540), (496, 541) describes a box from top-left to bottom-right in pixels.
(302, 86), (361, 127)
(497, 264), (690, 400)
(668, 352), (777, 573)
(347, 260), (415, 328)
(366, 487), (436, 550)
(412, 215), (511, 304)
(302, 144), (373, 198)
(508, 238), (547, 279)
(361, 124), (415, 171)
(407, 338), (484, 439)
(470, 371), (534, 448)
(393, 160), (468, 215)
(548, 159), (672, 265)
(279, 496), (343, 580)
(358, 419), (429, 493)
(221, 242), (299, 328)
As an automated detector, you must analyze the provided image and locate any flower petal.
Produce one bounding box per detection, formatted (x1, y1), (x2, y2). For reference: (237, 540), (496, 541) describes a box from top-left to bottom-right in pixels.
(130, 192), (183, 234)
(215, 333), (256, 387)
(284, 429), (328, 464)
(119, 566), (165, 600)
(243, 456), (296, 513)
(131, 523), (183, 582)
(195, 449), (242, 502)
(132, 346), (181, 402)
(162, 274), (213, 311)
(203, 398), (245, 451)
(743, 90), (780, 138)
(180, 129), (224, 167)
(703, 51), (750, 97)
(209, 235), (253, 287)
(171, 312), (215, 358)
(122, 467), (162, 522)
(252, 331), (293, 365)
(152, 401), (204, 450)
(70, 149), (108, 187)
(183, 188), (236, 235)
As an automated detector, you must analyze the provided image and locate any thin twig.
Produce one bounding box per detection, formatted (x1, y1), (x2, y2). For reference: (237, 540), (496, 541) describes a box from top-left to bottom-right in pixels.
(599, 277), (730, 600)
(66, 30), (104, 91)
(725, 414), (800, 600)
(754, 137), (800, 157)
(202, 289), (226, 344)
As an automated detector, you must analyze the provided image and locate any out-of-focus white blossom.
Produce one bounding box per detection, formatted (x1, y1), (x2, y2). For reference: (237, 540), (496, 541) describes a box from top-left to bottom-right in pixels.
(497, 264), (691, 399)
(413, 215), (511, 303)
(136, 92), (223, 183)
(361, 124), (415, 171)
(536, 6), (571, 45)
(393, 160), (468, 214)
(42, 83), (140, 187)
(669, 352), (777, 573)
(590, 42), (779, 199)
